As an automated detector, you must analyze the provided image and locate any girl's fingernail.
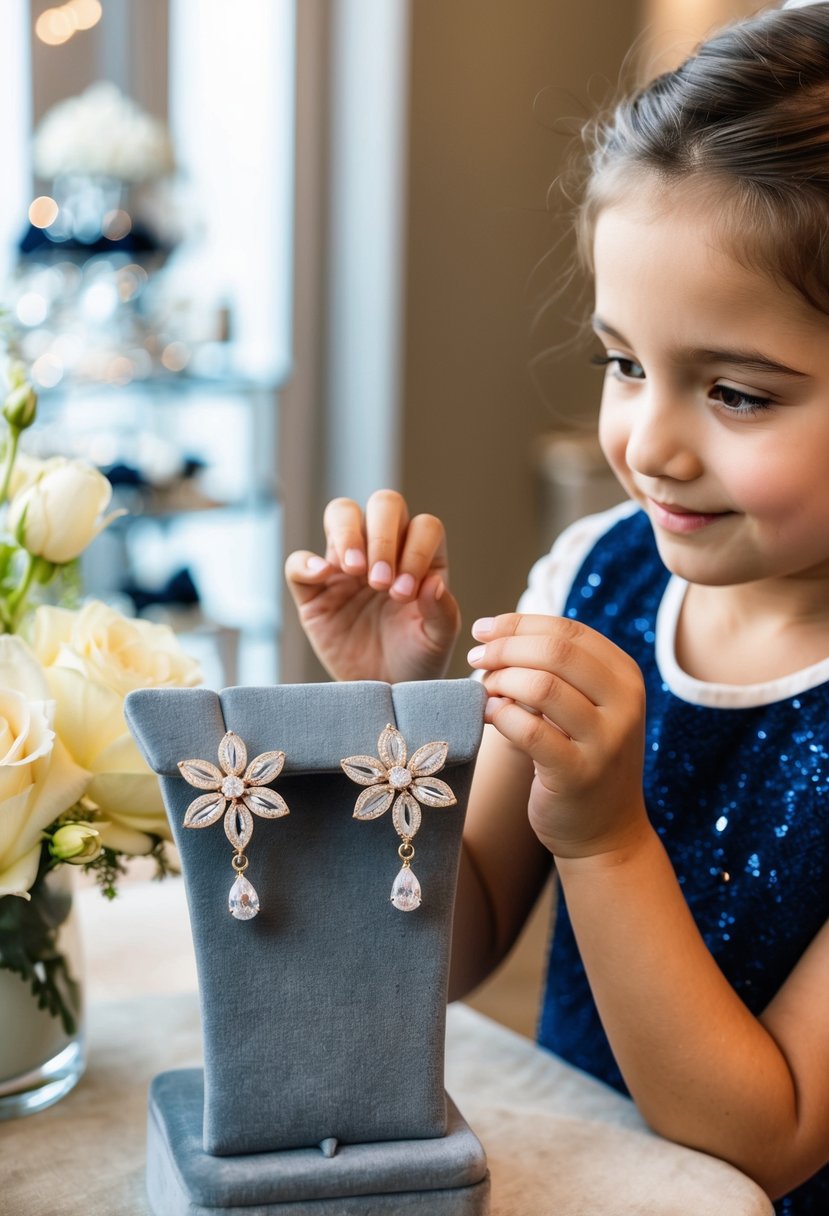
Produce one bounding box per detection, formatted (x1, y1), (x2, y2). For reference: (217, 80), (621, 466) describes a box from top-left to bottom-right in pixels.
(344, 548), (366, 571)
(391, 573), (415, 596)
(486, 696), (509, 716)
(472, 617), (495, 638)
(467, 645), (486, 664)
(306, 556), (329, 573)
(434, 578), (446, 602)
(370, 560), (392, 585)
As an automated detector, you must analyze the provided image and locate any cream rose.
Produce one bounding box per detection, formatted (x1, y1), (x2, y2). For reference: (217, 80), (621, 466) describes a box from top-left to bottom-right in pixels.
(7, 458), (125, 564)
(31, 601), (202, 697)
(0, 637), (89, 898)
(31, 603), (201, 854)
(7, 451), (48, 499)
(41, 665), (171, 854)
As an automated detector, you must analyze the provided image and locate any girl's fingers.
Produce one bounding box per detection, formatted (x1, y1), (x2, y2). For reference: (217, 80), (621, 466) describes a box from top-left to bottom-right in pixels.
(323, 498), (368, 574)
(365, 490), (409, 589)
(391, 513), (449, 602)
(319, 491), (452, 603)
(484, 694), (575, 769)
(479, 665), (594, 743)
(468, 613), (637, 709)
(284, 550), (333, 606)
(417, 572), (462, 651)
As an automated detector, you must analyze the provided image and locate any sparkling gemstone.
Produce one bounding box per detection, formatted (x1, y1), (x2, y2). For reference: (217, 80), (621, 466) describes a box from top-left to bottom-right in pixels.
(388, 765), (412, 789)
(222, 774), (246, 799)
(390, 865), (421, 912)
(229, 874), (260, 920)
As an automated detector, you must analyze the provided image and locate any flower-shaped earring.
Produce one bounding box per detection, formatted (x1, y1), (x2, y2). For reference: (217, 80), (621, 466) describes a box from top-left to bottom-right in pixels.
(341, 725), (456, 911)
(178, 731), (289, 921)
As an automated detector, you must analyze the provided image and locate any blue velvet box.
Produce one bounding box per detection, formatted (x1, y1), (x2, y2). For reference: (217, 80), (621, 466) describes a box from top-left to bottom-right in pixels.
(126, 680), (490, 1214)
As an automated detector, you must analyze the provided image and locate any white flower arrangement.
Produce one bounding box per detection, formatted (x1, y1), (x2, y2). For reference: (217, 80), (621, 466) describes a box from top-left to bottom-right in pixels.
(33, 81), (175, 184)
(0, 354), (200, 1031)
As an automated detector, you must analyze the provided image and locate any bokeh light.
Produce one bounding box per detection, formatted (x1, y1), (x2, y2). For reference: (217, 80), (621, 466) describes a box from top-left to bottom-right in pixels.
(28, 195), (60, 228)
(35, 0), (102, 47)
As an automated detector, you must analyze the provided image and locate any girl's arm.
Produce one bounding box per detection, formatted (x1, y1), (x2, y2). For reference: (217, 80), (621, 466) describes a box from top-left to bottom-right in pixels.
(556, 836), (829, 1200)
(450, 724), (552, 999)
(470, 611), (829, 1200)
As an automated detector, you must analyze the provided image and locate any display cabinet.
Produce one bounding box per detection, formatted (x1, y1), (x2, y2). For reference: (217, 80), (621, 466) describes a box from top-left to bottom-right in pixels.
(31, 368), (282, 688)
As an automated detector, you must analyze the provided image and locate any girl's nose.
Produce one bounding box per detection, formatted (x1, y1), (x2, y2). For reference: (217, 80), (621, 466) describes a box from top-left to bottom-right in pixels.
(624, 394), (703, 482)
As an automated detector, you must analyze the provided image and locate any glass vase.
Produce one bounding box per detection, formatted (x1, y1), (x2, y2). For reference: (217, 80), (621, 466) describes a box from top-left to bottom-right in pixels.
(0, 868), (85, 1119)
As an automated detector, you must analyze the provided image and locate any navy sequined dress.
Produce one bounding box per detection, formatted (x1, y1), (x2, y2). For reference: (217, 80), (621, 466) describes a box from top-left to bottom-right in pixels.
(522, 504), (829, 1215)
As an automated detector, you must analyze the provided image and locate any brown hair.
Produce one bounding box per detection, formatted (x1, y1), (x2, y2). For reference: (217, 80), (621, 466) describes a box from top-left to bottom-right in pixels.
(579, 4), (829, 313)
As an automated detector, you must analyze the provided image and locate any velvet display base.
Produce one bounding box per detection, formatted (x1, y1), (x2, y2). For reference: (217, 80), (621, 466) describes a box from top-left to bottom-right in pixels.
(147, 1069), (490, 1216)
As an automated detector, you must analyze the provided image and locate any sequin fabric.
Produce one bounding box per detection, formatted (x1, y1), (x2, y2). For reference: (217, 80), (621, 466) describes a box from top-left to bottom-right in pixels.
(536, 509), (829, 1214)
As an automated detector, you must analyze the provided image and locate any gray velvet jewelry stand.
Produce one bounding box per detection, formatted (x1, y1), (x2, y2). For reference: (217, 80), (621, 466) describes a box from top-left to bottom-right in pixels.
(125, 679), (490, 1215)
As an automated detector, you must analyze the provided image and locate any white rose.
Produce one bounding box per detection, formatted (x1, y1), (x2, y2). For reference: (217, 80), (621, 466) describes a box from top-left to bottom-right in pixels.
(41, 665), (171, 855)
(31, 602), (202, 697)
(0, 637), (89, 898)
(7, 452), (48, 499)
(30, 603), (201, 854)
(7, 458), (125, 564)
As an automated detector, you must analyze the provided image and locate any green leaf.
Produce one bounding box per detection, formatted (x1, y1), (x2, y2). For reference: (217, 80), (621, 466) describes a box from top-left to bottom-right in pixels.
(0, 855), (82, 1035)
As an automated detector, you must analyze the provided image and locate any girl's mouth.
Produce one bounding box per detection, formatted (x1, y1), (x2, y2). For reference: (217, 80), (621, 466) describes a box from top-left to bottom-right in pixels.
(647, 499), (732, 534)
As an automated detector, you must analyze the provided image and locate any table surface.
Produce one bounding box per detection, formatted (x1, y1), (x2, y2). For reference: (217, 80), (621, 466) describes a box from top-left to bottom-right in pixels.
(0, 879), (774, 1216)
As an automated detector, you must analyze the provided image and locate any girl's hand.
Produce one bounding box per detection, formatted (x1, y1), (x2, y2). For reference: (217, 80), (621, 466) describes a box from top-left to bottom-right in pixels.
(284, 490), (461, 683)
(467, 613), (648, 859)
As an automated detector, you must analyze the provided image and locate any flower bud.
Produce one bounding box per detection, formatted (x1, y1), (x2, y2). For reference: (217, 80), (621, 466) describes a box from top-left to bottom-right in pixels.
(3, 380), (38, 430)
(49, 822), (104, 864)
(7, 457), (125, 563)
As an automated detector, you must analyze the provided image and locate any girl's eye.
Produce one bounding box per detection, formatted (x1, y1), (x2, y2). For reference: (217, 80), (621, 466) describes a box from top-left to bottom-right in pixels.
(590, 354), (645, 381)
(709, 384), (773, 415)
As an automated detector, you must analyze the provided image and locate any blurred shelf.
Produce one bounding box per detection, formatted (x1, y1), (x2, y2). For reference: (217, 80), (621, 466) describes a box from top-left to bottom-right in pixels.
(30, 370), (283, 688)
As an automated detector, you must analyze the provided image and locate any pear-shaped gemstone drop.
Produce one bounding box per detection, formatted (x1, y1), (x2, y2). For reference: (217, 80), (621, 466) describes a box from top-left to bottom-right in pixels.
(229, 874), (260, 920)
(390, 864), (421, 912)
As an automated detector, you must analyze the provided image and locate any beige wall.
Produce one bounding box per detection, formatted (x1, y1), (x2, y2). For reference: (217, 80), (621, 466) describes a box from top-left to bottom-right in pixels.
(400, 0), (642, 674)
(642, 0), (764, 71)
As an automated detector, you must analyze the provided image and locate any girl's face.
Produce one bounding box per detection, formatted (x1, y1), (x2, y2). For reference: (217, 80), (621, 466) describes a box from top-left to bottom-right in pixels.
(593, 187), (829, 594)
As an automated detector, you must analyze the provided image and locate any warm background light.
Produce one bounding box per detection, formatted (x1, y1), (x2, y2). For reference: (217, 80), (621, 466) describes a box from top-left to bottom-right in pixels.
(28, 195), (59, 228)
(102, 209), (132, 240)
(35, 8), (74, 46)
(70, 0), (103, 32)
(35, 0), (102, 47)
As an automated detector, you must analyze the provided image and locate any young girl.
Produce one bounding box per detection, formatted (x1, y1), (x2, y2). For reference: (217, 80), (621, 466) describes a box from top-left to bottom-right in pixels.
(285, 3), (829, 1210)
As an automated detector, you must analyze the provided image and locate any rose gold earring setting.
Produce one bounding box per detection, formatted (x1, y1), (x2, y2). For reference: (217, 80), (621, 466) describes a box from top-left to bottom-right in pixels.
(178, 731), (289, 921)
(340, 725), (457, 911)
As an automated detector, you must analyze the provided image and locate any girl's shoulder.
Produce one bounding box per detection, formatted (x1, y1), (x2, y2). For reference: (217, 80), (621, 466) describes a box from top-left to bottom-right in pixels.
(518, 499), (645, 617)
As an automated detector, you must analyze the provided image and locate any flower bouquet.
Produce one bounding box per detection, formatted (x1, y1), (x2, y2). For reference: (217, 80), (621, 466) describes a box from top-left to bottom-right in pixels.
(0, 353), (201, 1114)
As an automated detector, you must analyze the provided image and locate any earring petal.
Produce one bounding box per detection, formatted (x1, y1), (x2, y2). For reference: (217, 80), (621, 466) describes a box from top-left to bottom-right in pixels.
(353, 784), (395, 820)
(183, 792), (227, 829)
(378, 725), (407, 769)
(392, 791), (421, 840)
(243, 786), (290, 818)
(340, 755), (387, 785)
(244, 750), (285, 786)
(224, 803), (254, 851)
(218, 731), (248, 777)
(412, 777), (457, 808)
(408, 740), (449, 777)
(178, 758), (224, 790)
